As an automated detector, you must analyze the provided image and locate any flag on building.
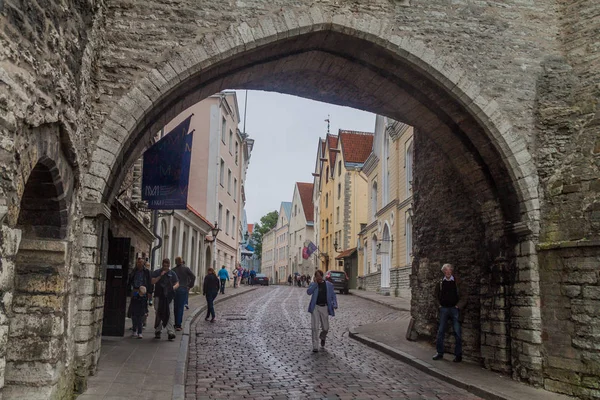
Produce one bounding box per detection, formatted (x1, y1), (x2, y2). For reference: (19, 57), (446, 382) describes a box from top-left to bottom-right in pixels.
(307, 241), (317, 257)
(302, 246), (310, 260)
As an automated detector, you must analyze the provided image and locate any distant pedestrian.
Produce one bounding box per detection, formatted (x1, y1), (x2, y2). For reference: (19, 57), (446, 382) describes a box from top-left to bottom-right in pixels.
(172, 257), (196, 331)
(218, 265), (229, 294)
(130, 286), (148, 338)
(232, 268), (238, 288)
(301, 275), (306, 287)
(203, 267), (220, 322)
(249, 269), (257, 286)
(288, 274), (292, 286)
(432, 263), (467, 363)
(306, 275), (311, 285)
(151, 258), (179, 341)
(242, 269), (249, 285)
(307, 270), (338, 353)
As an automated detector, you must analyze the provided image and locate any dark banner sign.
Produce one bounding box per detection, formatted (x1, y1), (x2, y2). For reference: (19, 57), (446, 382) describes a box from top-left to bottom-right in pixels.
(142, 116), (194, 209)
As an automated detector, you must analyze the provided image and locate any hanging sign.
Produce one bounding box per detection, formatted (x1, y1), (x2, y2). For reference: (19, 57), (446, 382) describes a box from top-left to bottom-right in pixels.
(142, 116), (194, 209)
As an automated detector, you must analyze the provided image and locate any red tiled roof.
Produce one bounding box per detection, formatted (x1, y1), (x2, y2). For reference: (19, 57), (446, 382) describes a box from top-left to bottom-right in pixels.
(247, 224), (254, 235)
(297, 182), (314, 223)
(339, 130), (374, 164)
(186, 205), (214, 228)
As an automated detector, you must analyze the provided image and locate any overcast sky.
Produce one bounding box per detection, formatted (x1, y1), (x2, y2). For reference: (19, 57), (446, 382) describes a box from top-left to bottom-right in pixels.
(236, 90), (375, 225)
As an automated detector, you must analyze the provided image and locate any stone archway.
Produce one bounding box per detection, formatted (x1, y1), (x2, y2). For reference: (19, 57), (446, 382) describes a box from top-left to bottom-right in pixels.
(81, 11), (543, 387)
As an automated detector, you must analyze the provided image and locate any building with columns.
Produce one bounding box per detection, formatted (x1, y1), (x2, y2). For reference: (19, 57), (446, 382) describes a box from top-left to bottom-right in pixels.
(357, 116), (414, 298)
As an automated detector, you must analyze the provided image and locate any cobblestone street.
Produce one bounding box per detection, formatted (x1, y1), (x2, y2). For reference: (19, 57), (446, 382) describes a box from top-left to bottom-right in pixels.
(186, 286), (481, 399)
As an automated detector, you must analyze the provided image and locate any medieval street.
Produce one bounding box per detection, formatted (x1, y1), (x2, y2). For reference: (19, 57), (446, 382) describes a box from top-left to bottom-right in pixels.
(186, 287), (479, 400)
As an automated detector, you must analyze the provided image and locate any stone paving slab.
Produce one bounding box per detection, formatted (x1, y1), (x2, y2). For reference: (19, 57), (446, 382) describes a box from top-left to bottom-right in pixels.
(348, 290), (574, 400)
(77, 285), (258, 400)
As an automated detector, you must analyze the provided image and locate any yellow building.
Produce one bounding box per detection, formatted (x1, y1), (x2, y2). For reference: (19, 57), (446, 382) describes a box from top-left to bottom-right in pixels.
(316, 130), (373, 288)
(358, 116), (414, 298)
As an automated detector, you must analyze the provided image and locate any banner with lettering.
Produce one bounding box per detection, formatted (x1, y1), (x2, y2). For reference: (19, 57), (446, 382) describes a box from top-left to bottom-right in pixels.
(142, 116), (193, 209)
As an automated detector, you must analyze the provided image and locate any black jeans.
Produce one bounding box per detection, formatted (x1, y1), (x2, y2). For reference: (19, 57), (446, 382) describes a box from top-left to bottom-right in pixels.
(205, 291), (218, 319)
(220, 279), (226, 294)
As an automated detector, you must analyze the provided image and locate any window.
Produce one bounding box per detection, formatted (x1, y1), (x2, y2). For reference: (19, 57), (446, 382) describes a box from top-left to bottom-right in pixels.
(326, 166), (329, 183)
(225, 210), (230, 235)
(221, 117), (226, 143)
(406, 215), (413, 265)
(235, 141), (239, 165)
(336, 206), (340, 223)
(182, 231), (187, 261)
(171, 226), (177, 261)
(232, 215), (236, 236)
(219, 159), (225, 186)
(294, 205), (297, 216)
(227, 169), (232, 194)
(371, 181), (378, 219)
(371, 235), (378, 273)
(406, 141), (414, 195)
(338, 160), (341, 176)
(337, 183), (341, 200)
(233, 178), (237, 201)
(325, 193), (329, 208)
(325, 219), (329, 234)
(229, 130), (233, 153)
(218, 203), (223, 228)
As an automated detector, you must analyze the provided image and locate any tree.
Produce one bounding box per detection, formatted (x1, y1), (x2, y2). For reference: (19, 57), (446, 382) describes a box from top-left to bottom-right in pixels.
(252, 210), (279, 259)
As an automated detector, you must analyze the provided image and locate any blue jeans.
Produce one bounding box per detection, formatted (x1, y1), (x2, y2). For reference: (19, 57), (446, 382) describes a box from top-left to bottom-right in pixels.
(436, 306), (462, 357)
(174, 287), (188, 328)
(205, 291), (218, 319)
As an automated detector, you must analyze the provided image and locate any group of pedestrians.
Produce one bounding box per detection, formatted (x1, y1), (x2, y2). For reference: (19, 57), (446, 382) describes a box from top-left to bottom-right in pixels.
(288, 273), (311, 287)
(127, 256), (195, 341)
(216, 265), (257, 295)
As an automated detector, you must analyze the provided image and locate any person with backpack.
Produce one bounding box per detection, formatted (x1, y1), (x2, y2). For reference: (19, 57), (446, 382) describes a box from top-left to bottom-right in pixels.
(151, 258), (179, 341)
(172, 257), (196, 331)
(218, 265), (229, 294)
(432, 263), (467, 362)
(203, 267), (220, 322)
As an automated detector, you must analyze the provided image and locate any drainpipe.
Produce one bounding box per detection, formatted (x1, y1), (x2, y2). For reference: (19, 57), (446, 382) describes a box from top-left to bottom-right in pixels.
(150, 210), (161, 271)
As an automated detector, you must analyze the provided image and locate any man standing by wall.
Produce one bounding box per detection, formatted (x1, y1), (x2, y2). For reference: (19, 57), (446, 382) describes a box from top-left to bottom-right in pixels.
(432, 264), (467, 362)
(172, 256), (196, 331)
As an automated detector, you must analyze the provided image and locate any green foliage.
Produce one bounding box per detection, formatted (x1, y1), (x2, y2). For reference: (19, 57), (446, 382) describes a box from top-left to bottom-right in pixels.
(252, 210), (279, 259)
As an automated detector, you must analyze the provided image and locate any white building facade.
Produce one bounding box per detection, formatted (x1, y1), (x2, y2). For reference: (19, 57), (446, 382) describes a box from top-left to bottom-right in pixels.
(288, 182), (316, 277)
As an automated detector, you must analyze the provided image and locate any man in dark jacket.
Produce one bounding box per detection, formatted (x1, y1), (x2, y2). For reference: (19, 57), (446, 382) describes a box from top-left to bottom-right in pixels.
(172, 256), (196, 331)
(151, 258), (179, 340)
(433, 263), (467, 362)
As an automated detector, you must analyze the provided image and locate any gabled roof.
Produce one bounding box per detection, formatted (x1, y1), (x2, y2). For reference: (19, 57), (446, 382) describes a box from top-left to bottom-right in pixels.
(339, 130), (375, 164)
(280, 202), (292, 220)
(296, 182), (314, 223)
(327, 134), (339, 176)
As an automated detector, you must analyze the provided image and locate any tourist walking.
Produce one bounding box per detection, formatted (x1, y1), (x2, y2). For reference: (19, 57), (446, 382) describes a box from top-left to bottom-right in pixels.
(203, 267), (220, 322)
(151, 258), (179, 341)
(172, 257), (196, 331)
(307, 270), (338, 352)
(218, 265), (229, 294)
(288, 274), (292, 286)
(432, 263), (467, 362)
(249, 269), (257, 286)
(130, 286), (148, 338)
(127, 257), (153, 330)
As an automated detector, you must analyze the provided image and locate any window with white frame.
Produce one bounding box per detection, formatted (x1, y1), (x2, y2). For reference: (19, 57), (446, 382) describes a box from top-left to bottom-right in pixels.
(233, 178), (237, 201)
(221, 117), (226, 143)
(218, 204), (223, 228)
(371, 181), (378, 219)
(219, 159), (225, 186)
(406, 214), (413, 265)
(227, 169), (232, 194)
(225, 210), (230, 235)
(229, 130), (233, 153)
(383, 131), (390, 205)
(235, 141), (239, 165)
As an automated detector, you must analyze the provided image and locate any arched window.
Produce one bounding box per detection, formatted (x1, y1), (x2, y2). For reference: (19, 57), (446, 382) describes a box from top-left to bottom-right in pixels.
(160, 219), (168, 263)
(406, 141), (413, 196)
(182, 230), (188, 262)
(363, 240), (368, 275)
(371, 235), (378, 273)
(406, 215), (413, 265)
(381, 223), (391, 289)
(371, 181), (378, 220)
(382, 131), (390, 205)
(171, 226), (177, 262)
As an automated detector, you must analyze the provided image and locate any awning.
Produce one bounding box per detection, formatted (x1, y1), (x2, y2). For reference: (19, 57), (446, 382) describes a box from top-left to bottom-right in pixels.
(335, 247), (357, 260)
(241, 249), (254, 256)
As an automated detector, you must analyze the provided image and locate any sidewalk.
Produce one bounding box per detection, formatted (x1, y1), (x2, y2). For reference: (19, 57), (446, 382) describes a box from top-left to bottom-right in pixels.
(77, 285), (258, 400)
(349, 290), (573, 400)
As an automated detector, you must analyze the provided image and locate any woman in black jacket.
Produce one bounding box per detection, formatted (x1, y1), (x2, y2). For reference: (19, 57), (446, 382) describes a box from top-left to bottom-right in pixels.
(203, 267), (220, 322)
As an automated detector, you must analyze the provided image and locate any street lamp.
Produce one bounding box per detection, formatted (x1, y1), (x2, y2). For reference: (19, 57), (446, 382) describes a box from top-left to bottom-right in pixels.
(333, 239), (340, 252)
(210, 223), (221, 240)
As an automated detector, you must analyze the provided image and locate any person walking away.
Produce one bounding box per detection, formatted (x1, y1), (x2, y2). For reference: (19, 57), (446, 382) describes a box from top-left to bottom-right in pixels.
(218, 265), (229, 294)
(288, 274), (292, 286)
(172, 256), (196, 331)
(130, 286), (148, 338)
(307, 270), (338, 352)
(127, 257), (153, 331)
(306, 275), (311, 285)
(242, 269), (249, 285)
(203, 268), (220, 322)
(432, 263), (467, 362)
(249, 269), (257, 286)
(151, 258), (179, 341)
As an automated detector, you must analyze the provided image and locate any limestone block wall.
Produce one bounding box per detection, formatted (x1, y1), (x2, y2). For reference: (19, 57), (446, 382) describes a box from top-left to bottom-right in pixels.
(357, 266), (411, 299)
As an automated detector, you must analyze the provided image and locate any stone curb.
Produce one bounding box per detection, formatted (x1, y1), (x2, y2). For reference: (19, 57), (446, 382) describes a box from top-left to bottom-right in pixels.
(172, 287), (259, 400)
(348, 329), (509, 400)
(348, 290), (411, 312)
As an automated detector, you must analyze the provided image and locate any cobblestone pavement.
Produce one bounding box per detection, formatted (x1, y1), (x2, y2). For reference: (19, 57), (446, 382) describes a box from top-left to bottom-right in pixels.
(186, 286), (481, 400)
